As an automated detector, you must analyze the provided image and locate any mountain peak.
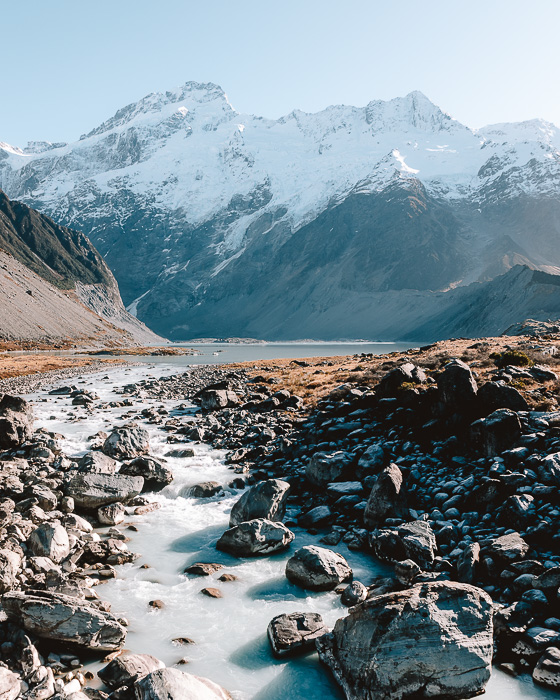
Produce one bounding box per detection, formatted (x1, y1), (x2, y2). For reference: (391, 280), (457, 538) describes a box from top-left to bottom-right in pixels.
(81, 81), (234, 140)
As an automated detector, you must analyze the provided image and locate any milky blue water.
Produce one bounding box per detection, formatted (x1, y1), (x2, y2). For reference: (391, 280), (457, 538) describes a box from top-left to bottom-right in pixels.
(25, 348), (554, 699)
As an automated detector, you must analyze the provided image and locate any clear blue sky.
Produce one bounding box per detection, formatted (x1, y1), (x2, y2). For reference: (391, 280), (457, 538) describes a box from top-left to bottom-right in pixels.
(2, 0), (559, 146)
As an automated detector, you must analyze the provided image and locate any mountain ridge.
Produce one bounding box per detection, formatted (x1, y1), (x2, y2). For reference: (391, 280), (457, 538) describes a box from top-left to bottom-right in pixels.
(1, 83), (559, 340)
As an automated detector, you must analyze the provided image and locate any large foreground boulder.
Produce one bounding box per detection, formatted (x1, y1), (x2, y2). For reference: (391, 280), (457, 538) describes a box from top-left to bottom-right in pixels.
(65, 473), (144, 510)
(102, 424), (150, 460)
(285, 545), (352, 591)
(229, 479), (290, 526)
(316, 581), (493, 700)
(0, 394), (33, 449)
(216, 519), (294, 557)
(2, 590), (126, 651)
(120, 456), (173, 491)
(134, 668), (231, 699)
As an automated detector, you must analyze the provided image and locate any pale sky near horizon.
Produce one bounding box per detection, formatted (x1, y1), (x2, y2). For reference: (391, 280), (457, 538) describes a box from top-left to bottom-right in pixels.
(2, 0), (559, 147)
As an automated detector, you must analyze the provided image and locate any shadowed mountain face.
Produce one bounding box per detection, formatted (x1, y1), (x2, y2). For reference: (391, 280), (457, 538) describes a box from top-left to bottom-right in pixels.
(1, 83), (560, 340)
(0, 190), (161, 345)
(0, 190), (113, 290)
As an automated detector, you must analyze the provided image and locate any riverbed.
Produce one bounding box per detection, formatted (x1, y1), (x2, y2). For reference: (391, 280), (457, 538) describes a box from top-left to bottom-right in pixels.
(26, 355), (557, 699)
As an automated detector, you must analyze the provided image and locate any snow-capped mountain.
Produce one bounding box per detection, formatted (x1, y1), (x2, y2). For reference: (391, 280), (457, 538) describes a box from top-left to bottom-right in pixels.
(1, 82), (560, 340)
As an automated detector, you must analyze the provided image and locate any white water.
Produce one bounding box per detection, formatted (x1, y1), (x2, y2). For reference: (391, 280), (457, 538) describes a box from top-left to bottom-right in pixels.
(27, 362), (556, 699)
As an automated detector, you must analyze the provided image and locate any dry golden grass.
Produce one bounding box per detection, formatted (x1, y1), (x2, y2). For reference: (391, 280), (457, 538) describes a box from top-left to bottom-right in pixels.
(230, 334), (560, 408)
(0, 355), (122, 381)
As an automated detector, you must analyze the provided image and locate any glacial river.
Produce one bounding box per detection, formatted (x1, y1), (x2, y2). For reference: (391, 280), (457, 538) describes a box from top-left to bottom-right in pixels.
(26, 345), (556, 699)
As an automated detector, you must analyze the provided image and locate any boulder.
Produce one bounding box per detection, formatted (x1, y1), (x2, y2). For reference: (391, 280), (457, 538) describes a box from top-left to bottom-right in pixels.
(99, 653), (165, 689)
(0, 549), (21, 593)
(65, 473), (144, 510)
(487, 532), (529, 563)
(437, 359), (478, 409)
(0, 666), (21, 700)
(298, 505), (333, 528)
(267, 612), (328, 657)
(357, 444), (385, 477)
(77, 451), (117, 474)
(456, 543), (480, 585)
(376, 363), (426, 397)
(120, 456), (173, 491)
(530, 365), (558, 382)
(98, 502), (126, 526)
(341, 581), (368, 607)
(498, 494), (536, 529)
(198, 389), (239, 412)
(285, 545), (352, 591)
(363, 464), (403, 528)
(185, 482), (223, 498)
(2, 590), (126, 651)
(533, 647), (560, 688)
(28, 523), (70, 563)
(102, 424), (150, 460)
(216, 518), (294, 557)
(470, 409), (522, 457)
(316, 581), (493, 700)
(371, 521), (437, 568)
(229, 479), (290, 527)
(538, 452), (560, 486)
(306, 451), (352, 487)
(134, 668), (232, 699)
(478, 381), (529, 413)
(0, 394), (33, 449)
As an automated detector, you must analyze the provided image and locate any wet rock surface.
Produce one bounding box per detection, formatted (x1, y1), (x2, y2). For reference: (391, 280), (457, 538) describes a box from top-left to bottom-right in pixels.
(317, 581), (493, 700)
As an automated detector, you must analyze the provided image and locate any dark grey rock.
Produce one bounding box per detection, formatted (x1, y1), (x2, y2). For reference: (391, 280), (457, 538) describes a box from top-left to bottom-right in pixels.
(316, 581), (493, 700)
(285, 545), (352, 591)
(267, 612), (328, 657)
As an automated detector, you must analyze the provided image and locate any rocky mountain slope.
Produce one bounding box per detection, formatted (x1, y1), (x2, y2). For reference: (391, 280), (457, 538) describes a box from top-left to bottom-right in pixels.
(1, 83), (559, 340)
(0, 190), (161, 346)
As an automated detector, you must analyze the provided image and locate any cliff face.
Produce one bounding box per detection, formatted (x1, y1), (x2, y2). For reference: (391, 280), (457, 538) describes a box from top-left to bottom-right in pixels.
(0, 190), (162, 346)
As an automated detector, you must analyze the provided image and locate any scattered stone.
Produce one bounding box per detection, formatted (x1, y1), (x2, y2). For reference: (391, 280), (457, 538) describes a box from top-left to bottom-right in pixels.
(285, 545), (352, 591)
(216, 519), (295, 557)
(184, 563), (223, 576)
(229, 479), (290, 527)
(0, 394), (33, 449)
(102, 424), (150, 460)
(533, 647), (560, 688)
(341, 581), (368, 607)
(363, 463), (403, 528)
(98, 653), (165, 689)
(200, 588), (222, 599)
(98, 503), (126, 526)
(27, 523), (70, 563)
(120, 457), (173, 491)
(305, 451), (351, 487)
(3, 590), (126, 651)
(267, 612), (328, 657)
(65, 473), (144, 510)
